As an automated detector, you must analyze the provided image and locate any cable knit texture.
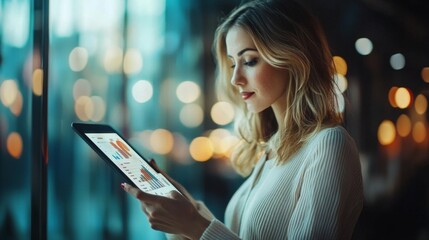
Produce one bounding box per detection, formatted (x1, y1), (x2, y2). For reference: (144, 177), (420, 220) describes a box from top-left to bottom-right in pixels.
(199, 126), (363, 240)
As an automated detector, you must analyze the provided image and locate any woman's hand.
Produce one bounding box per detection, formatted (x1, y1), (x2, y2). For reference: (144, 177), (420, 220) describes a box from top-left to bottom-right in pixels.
(122, 183), (210, 240)
(148, 159), (195, 203)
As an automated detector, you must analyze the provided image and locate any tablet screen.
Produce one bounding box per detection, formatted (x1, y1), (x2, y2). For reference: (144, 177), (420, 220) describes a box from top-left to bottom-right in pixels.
(85, 132), (177, 196)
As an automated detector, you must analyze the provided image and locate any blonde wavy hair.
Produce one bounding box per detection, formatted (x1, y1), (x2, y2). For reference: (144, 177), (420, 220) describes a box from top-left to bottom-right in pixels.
(213, 0), (343, 176)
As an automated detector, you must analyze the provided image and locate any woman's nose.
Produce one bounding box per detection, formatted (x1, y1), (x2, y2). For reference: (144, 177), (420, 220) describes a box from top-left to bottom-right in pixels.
(230, 68), (245, 86)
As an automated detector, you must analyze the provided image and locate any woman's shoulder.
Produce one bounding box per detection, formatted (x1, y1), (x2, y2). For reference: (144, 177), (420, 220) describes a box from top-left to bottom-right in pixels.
(308, 125), (357, 152)
(313, 125), (353, 142)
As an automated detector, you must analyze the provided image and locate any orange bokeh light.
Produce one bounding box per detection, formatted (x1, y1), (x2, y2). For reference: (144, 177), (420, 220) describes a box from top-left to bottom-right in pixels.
(333, 56), (348, 76)
(7, 132), (23, 159)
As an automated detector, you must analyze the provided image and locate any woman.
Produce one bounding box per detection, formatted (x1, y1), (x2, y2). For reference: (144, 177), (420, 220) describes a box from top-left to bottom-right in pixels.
(122, 0), (363, 239)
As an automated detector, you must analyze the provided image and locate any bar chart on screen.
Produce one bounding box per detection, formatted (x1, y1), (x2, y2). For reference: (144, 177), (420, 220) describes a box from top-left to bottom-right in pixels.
(86, 132), (177, 195)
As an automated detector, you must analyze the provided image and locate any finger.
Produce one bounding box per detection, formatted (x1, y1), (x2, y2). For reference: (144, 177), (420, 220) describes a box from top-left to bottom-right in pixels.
(168, 190), (183, 200)
(122, 183), (158, 203)
(148, 160), (192, 201)
(149, 159), (162, 172)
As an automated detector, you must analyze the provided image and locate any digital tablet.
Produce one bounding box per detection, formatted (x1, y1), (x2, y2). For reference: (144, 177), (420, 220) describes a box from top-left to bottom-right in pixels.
(71, 122), (179, 197)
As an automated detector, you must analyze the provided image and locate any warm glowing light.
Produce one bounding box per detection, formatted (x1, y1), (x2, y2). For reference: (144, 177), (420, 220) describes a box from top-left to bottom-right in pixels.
(189, 137), (214, 162)
(388, 87), (398, 108)
(150, 129), (174, 154)
(209, 128), (231, 156)
(394, 87), (411, 109)
(103, 46), (123, 73)
(123, 49), (143, 74)
(10, 91), (23, 116)
(132, 80), (153, 103)
(73, 79), (92, 100)
(355, 38), (373, 55)
(69, 47), (89, 72)
(333, 56), (347, 76)
(75, 96), (92, 121)
(208, 129), (239, 159)
(221, 135), (239, 159)
(180, 104), (204, 127)
(90, 96), (106, 122)
(334, 74), (348, 93)
(378, 120), (396, 145)
(390, 53), (405, 70)
(412, 122), (426, 143)
(176, 81), (201, 103)
(396, 114), (411, 137)
(422, 67), (429, 83)
(335, 91), (345, 113)
(211, 101), (235, 125)
(7, 132), (23, 159)
(32, 69), (43, 96)
(415, 94), (427, 115)
(0, 80), (18, 107)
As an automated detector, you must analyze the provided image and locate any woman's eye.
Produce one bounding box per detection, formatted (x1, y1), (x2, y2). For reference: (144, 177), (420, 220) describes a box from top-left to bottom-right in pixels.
(244, 59), (258, 66)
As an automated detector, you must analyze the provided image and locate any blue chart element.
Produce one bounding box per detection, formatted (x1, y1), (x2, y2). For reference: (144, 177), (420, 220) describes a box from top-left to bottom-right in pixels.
(140, 166), (165, 189)
(112, 151), (122, 160)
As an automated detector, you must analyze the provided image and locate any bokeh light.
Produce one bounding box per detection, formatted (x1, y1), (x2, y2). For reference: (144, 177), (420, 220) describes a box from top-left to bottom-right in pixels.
(394, 87), (412, 109)
(179, 104), (204, 127)
(333, 56), (347, 76)
(103, 46), (123, 73)
(334, 74), (348, 93)
(421, 67), (429, 83)
(75, 96), (92, 121)
(69, 47), (89, 72)
(189, 137), (214, 162)
(0, 79), (18, 107)
(73, 79), (92, 100)
(132, 80), (153, 103)
(396, 114), (411, 137)
(123, 48), (143, 75)
(32, 68), (43, 96)
(10, 91), (23, 116)
(335, 91), (345, 113)
(209, 128), (231, 157)
(176, 81), (201, 103)
(211, 101), (235, 125)
(390, 53), (405, 70)
(90, 96), (106, 122)
(378, 120), (396, 145)
(412, 122), (427, 143)
(7, 132), (23, 159)
(388, 87), (398, 108)
(208, 129), (239, 159)
(220, 135), (239, 159)
(414, 94), (427, 115)
(150, 129), (174, 155)
(355, 38), (373, 55)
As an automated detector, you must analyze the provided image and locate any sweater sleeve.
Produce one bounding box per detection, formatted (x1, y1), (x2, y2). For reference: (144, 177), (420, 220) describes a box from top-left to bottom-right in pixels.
(200, 219), (241, 240)
(167, 201), (241, 240)
(287, 128), (363, 239)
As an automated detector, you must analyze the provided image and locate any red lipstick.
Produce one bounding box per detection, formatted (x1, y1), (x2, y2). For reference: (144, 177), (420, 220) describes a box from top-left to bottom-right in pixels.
(241, 92), (254, 100)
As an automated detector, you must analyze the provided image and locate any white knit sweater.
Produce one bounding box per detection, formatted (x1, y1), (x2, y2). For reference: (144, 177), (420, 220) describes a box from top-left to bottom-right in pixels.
(199, 126), (363, 240)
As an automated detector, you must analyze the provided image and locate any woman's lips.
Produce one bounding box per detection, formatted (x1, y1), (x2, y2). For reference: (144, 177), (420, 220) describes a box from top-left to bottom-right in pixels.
(241, 92), (254, 100)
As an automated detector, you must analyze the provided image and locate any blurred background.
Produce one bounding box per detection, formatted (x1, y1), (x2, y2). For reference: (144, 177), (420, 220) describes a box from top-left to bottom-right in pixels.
(0, 0), (428, 239)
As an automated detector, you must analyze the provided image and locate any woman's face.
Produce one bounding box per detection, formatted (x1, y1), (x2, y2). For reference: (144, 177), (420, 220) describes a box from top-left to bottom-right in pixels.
(226, 27), (289, 114)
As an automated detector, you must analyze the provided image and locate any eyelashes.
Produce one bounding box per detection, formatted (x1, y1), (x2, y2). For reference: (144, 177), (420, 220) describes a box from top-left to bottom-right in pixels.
(230, 58), (259, 69)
